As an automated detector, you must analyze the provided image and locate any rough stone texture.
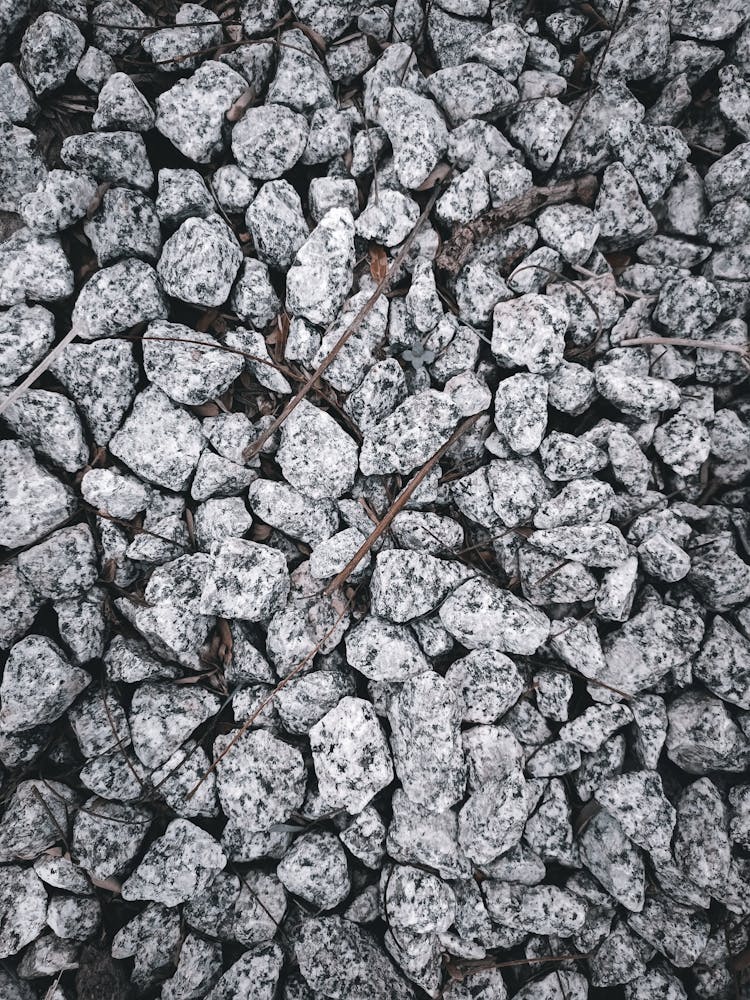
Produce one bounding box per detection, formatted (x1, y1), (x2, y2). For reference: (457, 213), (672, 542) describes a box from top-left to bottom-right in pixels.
(2, 3), (750, 996)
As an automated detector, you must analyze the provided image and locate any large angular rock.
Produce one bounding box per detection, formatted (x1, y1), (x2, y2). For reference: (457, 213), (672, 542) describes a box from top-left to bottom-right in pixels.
(155, 60), (248, 162)
(0, 440), (75, 548)
(311, 696), (394, 814)
(286, 209), (355, 326)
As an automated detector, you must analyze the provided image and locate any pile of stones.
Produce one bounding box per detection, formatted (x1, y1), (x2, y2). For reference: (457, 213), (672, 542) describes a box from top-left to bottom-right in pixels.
(1, 0), (750, 998)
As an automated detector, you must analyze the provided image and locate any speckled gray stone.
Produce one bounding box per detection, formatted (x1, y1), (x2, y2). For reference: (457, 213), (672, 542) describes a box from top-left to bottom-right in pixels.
(286, 208), (355, 326)
(200, 538), (289, 621)
(388, 672), (464, 812)
(0, 303), (54, 388)
(0, 440), (75, 549)
(72, 257), (167, 340)
(246, 180), (309, 271)
(231, 103), (308, 179)
(2, 388), (87, 472)
(214, 729), (305, 831)
(121, 819), (226, 906)
(295, 916), (414, 1000)
(276, 400), (359, 500)
(440, 577), (550, 654)
(0, 228), (73, 306)
(0, 865), (48, 958)
(49, 338), (138, 445)
(310, 696), (394, 814)
(83, 187), (161, 265)
(19, 169), (97, 234)
(20, 12), (85, 95)
(377, 86), (448, 189)
(109, 385), (204, 491)
(60, 131), (154, 189)
(278, 831), (350, 909)
(157, 215), (242, 307)
(155, 60), (248, 162)
(142, 3), (222, 72)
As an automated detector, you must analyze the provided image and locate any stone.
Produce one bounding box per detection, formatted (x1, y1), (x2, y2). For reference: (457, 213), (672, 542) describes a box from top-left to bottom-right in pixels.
(389, 672), (464, 813)
(0, 62), (38, 124)
(0, 228), (73, 306)
(440, 577), (549, 654)
(205, 943), (283, 1000)
(19, 12), (84, 95)
(360, 389), (460, 476)
(286, 208), (355, 326)
(356, 189), (419, 246)
(2, 388), (87, 472)
(155, 60), (248, 162)
(200, 538), (289, 622)
(507, 97), (573, 170)
(266, 28), (334, 114)
(628, 896), (710, 968)
(595, 162), (658, 251)
(596, 770), (676, 858)
(93, 72), (153, 131)
(72, 258), (167, 340)
(276, 400), (359, 500)
(122, 819), (226, 906)
(143, 322), (243, 405)
(295, 916), (413, 1000)
(50, 339), (138, 446)
(17, 523), (97, 600)
(668, 690), (749, 774)
(73, 799), (152, 879)
(231, 103), (308, 179)
(157, 215), (241, 307)
(579, 810), (645, 911)
(0, 441), (76, 548)
(0, 866), (48, 958)
(426, 64), (518, 125)
(377, 86), (448, 189)
(109, 386), (204, 491)
(60, 131), (153, 189)
(278, 832), (350, 909)
(129, 681), (220, 768)
(694, 616), (750, 709)
(76, 45), (115, 91)
(0, 635), (90, 732)
(83, 187), (161, 265)
(246, 180), (309, 271)
(214, 729), (305, 831)
(0, 303), (54, 388)
(19, 170), (97, 235)
(311, 696), (393, 813)
(445, 649), (522, 723)
(143, 3), (222, 72)
(492, 294), (568, 374)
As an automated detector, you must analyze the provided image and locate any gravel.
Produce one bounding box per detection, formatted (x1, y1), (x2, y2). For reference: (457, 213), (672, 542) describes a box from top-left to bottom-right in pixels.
(1, 2), (750, 998)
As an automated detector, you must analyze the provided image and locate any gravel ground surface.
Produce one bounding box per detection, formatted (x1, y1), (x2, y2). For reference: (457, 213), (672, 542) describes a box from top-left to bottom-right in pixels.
(1, 1), (750, 999)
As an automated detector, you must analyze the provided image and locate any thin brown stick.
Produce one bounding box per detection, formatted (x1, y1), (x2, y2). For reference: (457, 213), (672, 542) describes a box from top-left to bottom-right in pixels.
(447, 951), (589, 980)
(323, 413), (481, 595)
(124, 333), (303, 381)
(436, 174), (598, 277)
(0, 326), (80, 418)
(242, 182), (448, 461)
(186, 592), (356, 799)
(620, 335), (749, 354)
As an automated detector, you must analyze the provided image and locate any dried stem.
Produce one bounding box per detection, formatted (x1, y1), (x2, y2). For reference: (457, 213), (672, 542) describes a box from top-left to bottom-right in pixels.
(323, 413), (481, 595)
(186, 591), (357, 799)
(0, 326), (80, 418)
(242, 181), (448, 461)
(436, 175), (598, 277)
